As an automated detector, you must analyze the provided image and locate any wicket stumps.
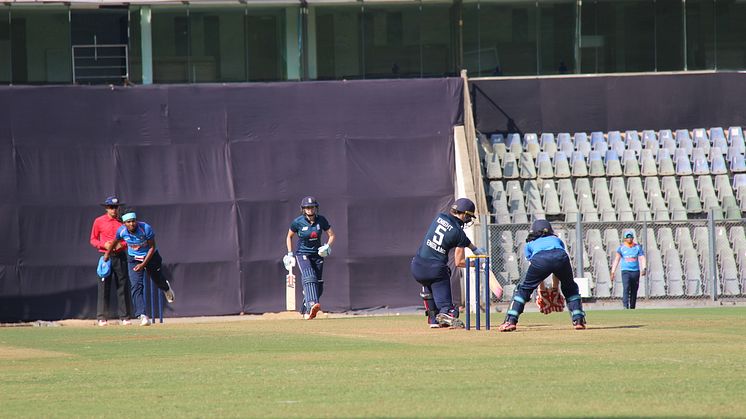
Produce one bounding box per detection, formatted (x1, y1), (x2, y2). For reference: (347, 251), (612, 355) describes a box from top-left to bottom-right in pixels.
(465, 255), (490, 331)
(142, 271), (164, 323)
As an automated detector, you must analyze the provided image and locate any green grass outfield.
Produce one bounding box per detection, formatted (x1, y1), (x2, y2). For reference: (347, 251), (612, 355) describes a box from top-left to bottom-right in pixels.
(1, 307), (745, 418)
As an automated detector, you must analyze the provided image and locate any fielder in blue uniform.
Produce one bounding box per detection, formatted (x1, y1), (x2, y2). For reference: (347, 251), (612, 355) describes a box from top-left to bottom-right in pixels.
(610, 231), (646, 309)
(284, 196), (336, 320)
(499, 219), (587, 331)
(104, 210), (175, 326)
(411, 198), (486, 328)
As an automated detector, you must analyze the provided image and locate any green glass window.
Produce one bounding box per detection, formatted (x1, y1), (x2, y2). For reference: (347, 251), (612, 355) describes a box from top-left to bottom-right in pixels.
(362, 2), (423, 78)
(10, 5), (71, 84)
(655, 0), (684, 71)
(151, 6), (189, 83)
(715, 0), (746, 70)
(312, 4), (363, 80)
(686, 0), (715, 70)
(188, 5), (247, 82)
(581, 0), (655, 74)
(246, 6), (290, 82)
(539, 0), (575, 75)
(0, 6), (9, 83)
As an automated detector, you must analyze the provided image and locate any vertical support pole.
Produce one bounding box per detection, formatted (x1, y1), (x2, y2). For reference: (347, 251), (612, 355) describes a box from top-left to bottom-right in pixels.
(484, 257), (491, 330)
(475, 257), (480, 330)
(575, 212), (583, 279)
(465, 258), (471, 330)
(149, 272), (155, 320)
(708, 209), (718, 301)
(140, 6), (153, 85)
(643, 212), (649, 299)
(142, 270), (149, 319)
(158, 287), (164, 323)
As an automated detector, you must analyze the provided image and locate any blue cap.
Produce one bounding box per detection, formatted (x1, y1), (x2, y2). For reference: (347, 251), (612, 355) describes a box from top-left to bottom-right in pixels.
(102, 196), (123, 206)
(624, 232), (634, 238)
(451, 198), (475, 214)
(97, 256), (111, 278)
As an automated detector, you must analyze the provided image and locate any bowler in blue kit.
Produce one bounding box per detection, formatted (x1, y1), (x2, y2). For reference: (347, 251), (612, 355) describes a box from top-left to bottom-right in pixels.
(104, 210), (175, 326)
(411, 198), (486, 328)
(499, 219), (587, 332)
(285, 196), (336, 320)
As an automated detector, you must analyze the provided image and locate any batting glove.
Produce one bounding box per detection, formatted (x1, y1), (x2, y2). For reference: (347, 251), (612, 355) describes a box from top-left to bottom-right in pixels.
(283, 252), (295, 270)
(318, 244), (331, 257)
(473, 247), (488, 256)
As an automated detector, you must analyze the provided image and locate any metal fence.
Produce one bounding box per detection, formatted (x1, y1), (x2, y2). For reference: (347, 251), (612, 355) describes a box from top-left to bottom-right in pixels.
(487, 211), (746, 303)
(72, 44), (129, 85)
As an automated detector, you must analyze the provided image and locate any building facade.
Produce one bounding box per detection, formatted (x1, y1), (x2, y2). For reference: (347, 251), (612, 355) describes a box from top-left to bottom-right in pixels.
(1, 0), (744, 85)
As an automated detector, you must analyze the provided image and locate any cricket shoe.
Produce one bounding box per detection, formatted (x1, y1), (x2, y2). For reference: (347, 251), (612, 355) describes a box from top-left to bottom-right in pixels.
(435, 313), (465, 328)
(120, 319), (132, 326)
(139, 314), (151, 326)
(573, 317), (587, 330)
(306, 303), (321, 320)
(164, 280), (175, 303)
(497, 321), (517, 332)
(97, 319), (108, 327)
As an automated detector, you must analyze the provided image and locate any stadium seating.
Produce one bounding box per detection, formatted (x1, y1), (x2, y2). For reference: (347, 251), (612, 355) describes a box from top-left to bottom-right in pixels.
(481, 127), (746, 298)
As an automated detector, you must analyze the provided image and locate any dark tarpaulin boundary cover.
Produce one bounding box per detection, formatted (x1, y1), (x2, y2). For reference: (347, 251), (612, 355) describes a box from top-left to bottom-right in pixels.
(0, 78), (464, 321)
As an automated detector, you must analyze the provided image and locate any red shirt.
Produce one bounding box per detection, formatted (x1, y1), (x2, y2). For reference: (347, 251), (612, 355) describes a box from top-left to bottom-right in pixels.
(90, 214), (127, 253)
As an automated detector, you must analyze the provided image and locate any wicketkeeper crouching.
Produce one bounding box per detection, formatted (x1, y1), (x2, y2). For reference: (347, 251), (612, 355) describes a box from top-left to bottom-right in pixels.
(498, 219), (587, 332)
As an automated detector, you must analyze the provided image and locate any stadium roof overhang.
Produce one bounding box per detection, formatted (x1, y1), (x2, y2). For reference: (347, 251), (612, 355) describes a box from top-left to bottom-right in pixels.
(1, 0), (449, 5)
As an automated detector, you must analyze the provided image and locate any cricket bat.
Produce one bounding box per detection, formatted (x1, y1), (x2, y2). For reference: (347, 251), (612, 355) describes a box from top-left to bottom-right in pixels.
(285, 266), (296, 311)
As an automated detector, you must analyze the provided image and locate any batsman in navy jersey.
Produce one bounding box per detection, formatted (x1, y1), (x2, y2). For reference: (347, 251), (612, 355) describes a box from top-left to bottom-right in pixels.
(411, 198), (486, 328)
(284, 196), (336, 320)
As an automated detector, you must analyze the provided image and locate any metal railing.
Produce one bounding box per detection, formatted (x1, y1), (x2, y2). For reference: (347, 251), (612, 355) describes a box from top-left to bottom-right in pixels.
(72, 44), (129, 85)
(487, 210), (746, 304)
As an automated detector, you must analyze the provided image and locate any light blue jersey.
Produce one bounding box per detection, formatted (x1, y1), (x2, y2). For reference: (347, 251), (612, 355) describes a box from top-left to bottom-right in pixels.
(617, 243), (644, 271)
(524, 235), (566, 260)
(115, 222), (155, 258)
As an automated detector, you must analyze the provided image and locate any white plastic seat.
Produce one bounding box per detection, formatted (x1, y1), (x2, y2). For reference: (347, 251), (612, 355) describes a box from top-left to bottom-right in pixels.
(623, 150), (641, 176)
(536, 151), (554, 178)
(486, 153), (502, 179)
(541, 133), (558, 156)
(520, 152), (537, 179)
(557, 133), (574, 155)
(541, 180), (561, 215)
(502, 152), (519, 179)
(575, 132), (591, 158)
(571, 151), (589, 177)
(675, 155), (693, 175)
(639, 149), (657, 176)
(665, 248), (685, 296)
(588, 151), (605, 177)
(553, 151), (571, 178)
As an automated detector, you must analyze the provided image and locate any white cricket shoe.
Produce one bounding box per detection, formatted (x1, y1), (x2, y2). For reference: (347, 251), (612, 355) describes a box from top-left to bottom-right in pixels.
(97, 319), (108, 327)
(139, 314), (151, 326)
(164, 280), (175, 303)
(120, 319), (132, 326)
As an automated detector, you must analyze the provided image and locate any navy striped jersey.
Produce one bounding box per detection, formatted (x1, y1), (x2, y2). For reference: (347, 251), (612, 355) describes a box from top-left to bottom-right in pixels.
(290, 215), (331, 255)
(415, 213), (471, 264)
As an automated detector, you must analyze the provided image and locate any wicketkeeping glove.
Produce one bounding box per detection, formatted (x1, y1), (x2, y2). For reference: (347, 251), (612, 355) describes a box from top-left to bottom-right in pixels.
(283, 252), (295, 270)
(537, 287), (565, 315)
(318, 244), (331, 257)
